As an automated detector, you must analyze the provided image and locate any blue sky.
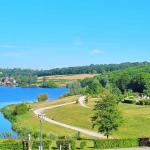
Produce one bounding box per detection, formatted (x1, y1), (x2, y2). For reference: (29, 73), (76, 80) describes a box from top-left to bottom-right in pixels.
(0, 0), (150, 69)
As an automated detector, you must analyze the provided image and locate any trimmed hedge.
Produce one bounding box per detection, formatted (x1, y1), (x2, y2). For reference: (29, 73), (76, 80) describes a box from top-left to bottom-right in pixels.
(0, 140), (23, 150)
(123, 99), (136, 104)
(136, 100), (150, 105)
(56, 140), (75, 150)
(94, 139), (139, 149)
(32, 140), (52, 149)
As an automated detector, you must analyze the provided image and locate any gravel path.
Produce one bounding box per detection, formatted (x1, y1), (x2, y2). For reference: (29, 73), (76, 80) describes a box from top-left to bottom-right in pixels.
(33, 98), (105, 138)
(78, 96), (90, 108)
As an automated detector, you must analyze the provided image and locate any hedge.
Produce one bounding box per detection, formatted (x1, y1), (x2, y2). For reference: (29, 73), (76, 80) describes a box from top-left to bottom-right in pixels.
(94, 139), (139, 149)
(123, 99), (136, 104)
(56, 140), (75, 150)
(136, 100), (150, 105)
(0, 140), (23, 150)
(32, 140), (52, 149)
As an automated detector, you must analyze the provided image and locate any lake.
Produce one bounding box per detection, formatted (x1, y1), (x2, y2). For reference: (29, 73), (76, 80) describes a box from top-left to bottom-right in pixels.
(0, 86), (69, 136)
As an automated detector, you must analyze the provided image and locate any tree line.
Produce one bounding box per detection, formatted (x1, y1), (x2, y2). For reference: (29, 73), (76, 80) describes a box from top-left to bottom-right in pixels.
(0, 62), (149, 87)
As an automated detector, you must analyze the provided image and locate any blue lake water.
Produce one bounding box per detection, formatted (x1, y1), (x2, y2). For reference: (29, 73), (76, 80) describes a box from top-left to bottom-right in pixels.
(0, 86), (69, 135)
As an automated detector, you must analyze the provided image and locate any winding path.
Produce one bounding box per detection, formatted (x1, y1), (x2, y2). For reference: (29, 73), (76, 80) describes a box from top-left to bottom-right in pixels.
(33, 97), (105, 138)
(78, 96), (90, 108)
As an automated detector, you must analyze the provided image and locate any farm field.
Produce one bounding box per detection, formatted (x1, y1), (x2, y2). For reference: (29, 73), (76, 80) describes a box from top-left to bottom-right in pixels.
(38, 74), (96, 87)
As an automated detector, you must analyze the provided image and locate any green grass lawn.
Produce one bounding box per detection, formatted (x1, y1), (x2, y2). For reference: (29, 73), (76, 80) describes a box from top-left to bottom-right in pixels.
(4, 95), (150, 139)
(45, 101), (150, 138)
(45, 103), (94, 130)
(114, 103), (150, 138)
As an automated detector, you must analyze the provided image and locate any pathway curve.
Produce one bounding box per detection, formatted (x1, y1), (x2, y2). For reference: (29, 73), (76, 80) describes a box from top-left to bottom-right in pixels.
(33, 98), (105, 138)
(78, 96), (90, 108)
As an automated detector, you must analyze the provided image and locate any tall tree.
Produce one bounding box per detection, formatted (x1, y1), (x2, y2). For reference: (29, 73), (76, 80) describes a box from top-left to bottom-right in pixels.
(92, 93), (123, 138)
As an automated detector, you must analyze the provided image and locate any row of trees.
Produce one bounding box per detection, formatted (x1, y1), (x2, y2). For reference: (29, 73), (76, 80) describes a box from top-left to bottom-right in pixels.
(36, 62), (149, 76)
(0, 62), (149, 77)
(0, 62), (149, 87)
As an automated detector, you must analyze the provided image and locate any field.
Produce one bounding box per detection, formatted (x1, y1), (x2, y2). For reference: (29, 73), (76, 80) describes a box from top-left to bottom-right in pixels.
(37, 74), (96, 87)
(3, 96), (150, 140)
(11, 96), (95, 139)
(44, 99), (150, 138)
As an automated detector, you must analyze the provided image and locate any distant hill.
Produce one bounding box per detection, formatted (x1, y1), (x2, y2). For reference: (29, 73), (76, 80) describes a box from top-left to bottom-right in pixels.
(36, 61), (150, 76)
(0, 62), (149, 77)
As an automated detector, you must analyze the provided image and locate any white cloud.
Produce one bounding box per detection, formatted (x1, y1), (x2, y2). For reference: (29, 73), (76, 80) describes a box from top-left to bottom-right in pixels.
(91, 49), (103, 55)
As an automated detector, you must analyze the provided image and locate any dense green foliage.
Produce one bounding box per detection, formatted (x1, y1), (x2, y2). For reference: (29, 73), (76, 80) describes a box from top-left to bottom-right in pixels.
(1, 103), (29, 122)
(36, 62), (150, 76)
(92, 92), (123, 138)
(79, 63), (150, 97)
(0, 68), (37, 87)
(0, 138), (148, 149)
(56, 140), (75, 150)
(80, 140), (87, 149)
(0, 62), (150, 88)
(13, 103), (29, 116)
(0, 140), (23, 150)
(94, 139), (139, 149)
(40, 78), (58, 88)
(37, 94), (48, 102)
(67, 80), (81, 95)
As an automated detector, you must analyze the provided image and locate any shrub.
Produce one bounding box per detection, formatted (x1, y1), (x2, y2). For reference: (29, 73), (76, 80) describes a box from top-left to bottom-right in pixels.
(123, 99), (136, 104)
(73, 132), (81, 140)
(56, 140), (75, 150)
(32, 140), (52, 149)
(94, 139), (139, 149)
(59, 93), (74, 98)
(143, 100), (150, 105)
(37, 94), (48, 102)
(136, 101), (145, 105)
(136, 100), (150, 105)
(0, 140), (22, 150)
(80, 141), (87, 149)
(41, 80), (57, 88)
(13, 103), (29, 115)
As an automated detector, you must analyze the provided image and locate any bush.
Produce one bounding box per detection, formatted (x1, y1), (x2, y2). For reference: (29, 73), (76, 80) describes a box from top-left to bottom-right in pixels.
(37, 94), (48, 102)
(80, 141), (87, 149)
(136, 100), (150, 105)
(73, 132), (81, 140)
(94, 139), (139, 149)
(59, 93), (74, 98)
(0, 140), (23, 150)
(32, 140), (52, 149)
(136, 101), (145, 105)
(143, 100), (150, 105)
(56, 140), (75, 150)
(41, 80), (57, 88)
(123, 99), (136, 104)
(13, 103), (29, 115)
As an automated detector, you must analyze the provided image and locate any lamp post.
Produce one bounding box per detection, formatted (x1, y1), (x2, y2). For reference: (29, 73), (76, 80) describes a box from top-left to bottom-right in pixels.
(38, 113), (45, 150)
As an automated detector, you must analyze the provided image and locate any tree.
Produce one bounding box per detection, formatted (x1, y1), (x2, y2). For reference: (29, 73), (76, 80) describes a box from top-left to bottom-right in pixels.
(68, 80), (81, 95)
(41, 80), (57, 88)
(14, 103), (29, 115)
(92, 93), (123, 138)
(37, 94), (48, 102)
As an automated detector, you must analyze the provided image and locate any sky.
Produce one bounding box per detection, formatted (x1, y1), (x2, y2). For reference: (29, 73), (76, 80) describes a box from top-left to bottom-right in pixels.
(0, 0), (150, 69)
